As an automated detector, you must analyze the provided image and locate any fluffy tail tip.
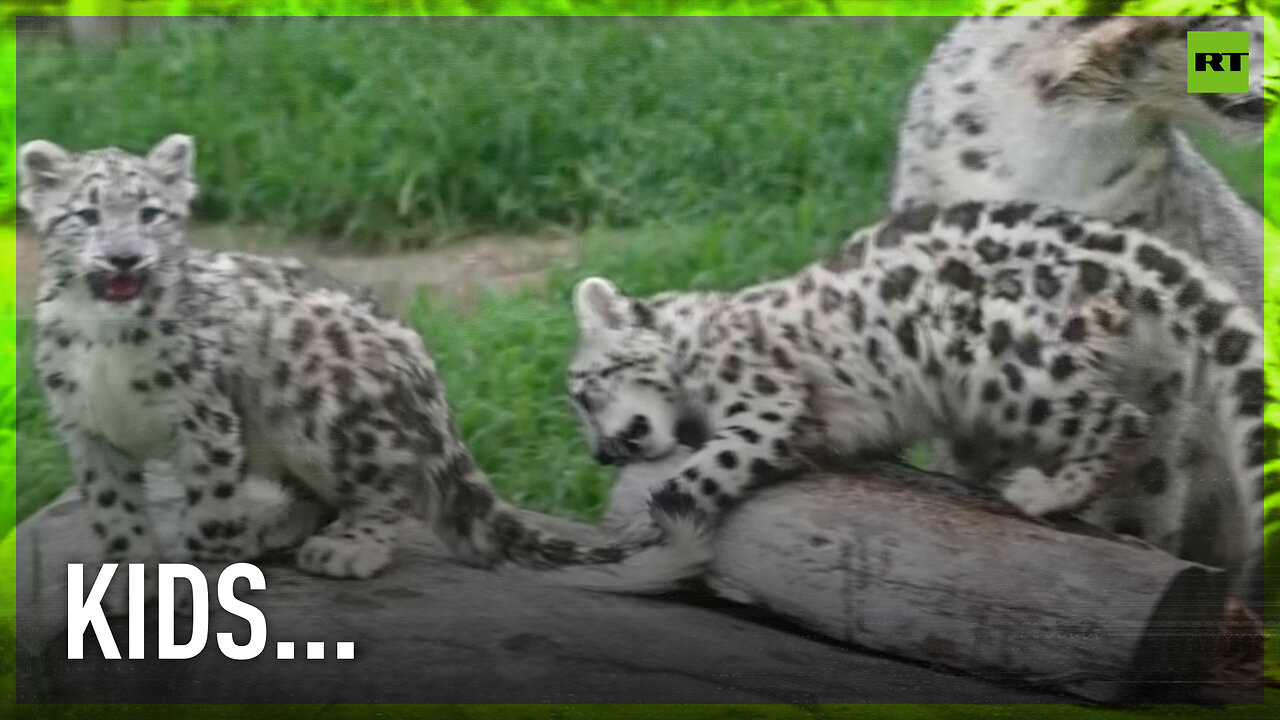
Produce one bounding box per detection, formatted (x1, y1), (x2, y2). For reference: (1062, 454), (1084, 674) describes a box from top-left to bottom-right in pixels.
(520, 488), (715, 595)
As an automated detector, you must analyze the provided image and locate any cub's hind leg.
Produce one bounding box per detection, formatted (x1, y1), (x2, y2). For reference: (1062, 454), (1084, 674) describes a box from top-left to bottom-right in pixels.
(295, 463), (414, 580)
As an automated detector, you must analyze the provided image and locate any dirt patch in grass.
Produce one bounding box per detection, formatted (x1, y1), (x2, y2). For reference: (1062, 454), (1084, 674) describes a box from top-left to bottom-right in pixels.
(15, 224), (581, 316)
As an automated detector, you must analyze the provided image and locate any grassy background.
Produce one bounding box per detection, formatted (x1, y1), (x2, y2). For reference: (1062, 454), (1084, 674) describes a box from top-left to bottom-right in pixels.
(13, 16), (1267, 538)
(17, 17), (955, 249)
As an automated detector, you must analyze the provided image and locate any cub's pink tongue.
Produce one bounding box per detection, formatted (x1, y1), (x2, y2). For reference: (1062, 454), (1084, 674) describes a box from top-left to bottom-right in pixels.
(104, 275), (141, 301)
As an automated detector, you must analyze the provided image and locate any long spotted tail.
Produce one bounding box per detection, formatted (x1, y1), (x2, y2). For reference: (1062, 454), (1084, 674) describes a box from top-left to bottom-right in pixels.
(419, 450), (713, 593)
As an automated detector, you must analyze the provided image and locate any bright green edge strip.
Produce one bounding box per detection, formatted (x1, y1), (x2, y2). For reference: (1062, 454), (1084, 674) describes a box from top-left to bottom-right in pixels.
(0, 0), (1275, 717)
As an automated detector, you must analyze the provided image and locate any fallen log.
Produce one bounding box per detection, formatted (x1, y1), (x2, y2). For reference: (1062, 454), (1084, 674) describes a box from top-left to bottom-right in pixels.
(14, 456), (1254, 704)
(606, 452), (1254, 703)
(15, 482), (1061, 704)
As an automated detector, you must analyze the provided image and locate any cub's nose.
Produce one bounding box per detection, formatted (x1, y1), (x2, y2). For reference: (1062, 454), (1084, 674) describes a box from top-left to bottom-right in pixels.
(108, 254), (142, 272)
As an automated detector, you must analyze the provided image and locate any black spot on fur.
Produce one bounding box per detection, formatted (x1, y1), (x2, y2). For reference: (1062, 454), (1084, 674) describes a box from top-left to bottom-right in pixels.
(981, 379), (1002, 403)
(1195, 301), (1230, 335)
(939, 259), (975, 290)
(1077, 261), (1108, 294)
(753, 374), (780, 395)
(847, 293), (866, 332)
(959, 149), (989, 170)
(895, 317), (919, 359)
(952, 110), (987, 135)
(1234, 369), (1265, 417)
(1034, 265), (1061, 299)
(719, 355), (743, 384)
(1135, 244), (1187, 286)
(820, 286), (842, 314)
(1068, 390), (1089, 411)
(1050, 354), (1078, 381)
(97, 489), (117, 508)
(290, 318), (315, 353)
(975, 236), (1009, 264)
(879, 204), (938, 249)
(1215, 328), (1252, 366)
(988, 321), (1012, 356)
(1014, 334), (1042, 367)
(941, 201), (984, 233)
(1136, 288), (1161, 315)
(989, 202), (1036, 228)
(1060, 417), (1081, 438)
(1001, 363), (1024, 392)
(324, 322), (352, 359)
(879, 266), (921, 303)
(207, 447), (234, 466)
(1027, 398), (1052, 425)
(992, 270), (1022, 301)
(1175, 278), (1204, 308)
(1083, 233), (1126, 254)
(717, 451), (738, 470)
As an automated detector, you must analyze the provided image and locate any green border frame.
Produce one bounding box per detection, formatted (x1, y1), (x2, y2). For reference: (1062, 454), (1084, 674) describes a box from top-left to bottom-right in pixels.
(1, 0), (1276, 716)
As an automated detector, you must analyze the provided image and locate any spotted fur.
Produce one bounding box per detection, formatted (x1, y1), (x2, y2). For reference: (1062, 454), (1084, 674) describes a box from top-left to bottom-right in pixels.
(890, 9), (1270, 315)
(567, 201), (1266, 595)
(21, 136), (707, 611)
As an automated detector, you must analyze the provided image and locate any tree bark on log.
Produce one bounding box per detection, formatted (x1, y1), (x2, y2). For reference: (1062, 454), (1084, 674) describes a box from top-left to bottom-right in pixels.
(607, 453), (1246, 703)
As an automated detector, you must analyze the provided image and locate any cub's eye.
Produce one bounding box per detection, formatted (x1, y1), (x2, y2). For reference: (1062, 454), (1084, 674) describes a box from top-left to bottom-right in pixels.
(75, 208), (100, 226)
(139, 207), (164, 224)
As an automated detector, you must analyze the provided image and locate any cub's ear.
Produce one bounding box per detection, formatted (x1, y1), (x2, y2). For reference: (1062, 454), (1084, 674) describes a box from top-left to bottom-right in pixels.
(17, 140), (72, 212)
(146, 134), (198, 202)
(573, 276), (627, 332)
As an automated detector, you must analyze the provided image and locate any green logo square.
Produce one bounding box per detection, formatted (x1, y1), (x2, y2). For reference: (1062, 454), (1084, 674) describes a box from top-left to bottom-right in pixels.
(1187, 31), (1249, 93)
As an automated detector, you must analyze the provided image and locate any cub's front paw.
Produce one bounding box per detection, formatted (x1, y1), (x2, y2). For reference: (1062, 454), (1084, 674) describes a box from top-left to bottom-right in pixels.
(296, 535), (391, 579)
(1001, 467), (1073, 518)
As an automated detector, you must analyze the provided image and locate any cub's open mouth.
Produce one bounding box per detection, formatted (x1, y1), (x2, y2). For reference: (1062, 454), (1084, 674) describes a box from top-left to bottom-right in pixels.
(87, 271), (148, 303)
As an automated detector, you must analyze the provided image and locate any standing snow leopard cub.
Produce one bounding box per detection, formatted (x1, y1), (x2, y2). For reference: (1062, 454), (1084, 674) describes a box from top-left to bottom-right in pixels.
(22, 135), (708, 611)
(565, 201), (1265, 596)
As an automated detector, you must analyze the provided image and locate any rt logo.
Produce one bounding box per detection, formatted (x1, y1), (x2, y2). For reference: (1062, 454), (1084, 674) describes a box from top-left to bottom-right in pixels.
(1187, 31), (1249, 93)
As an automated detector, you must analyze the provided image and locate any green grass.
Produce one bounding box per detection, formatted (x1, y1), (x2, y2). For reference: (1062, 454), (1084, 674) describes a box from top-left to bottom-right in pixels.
(14, 16), (953, 530)
(12, 16), (1267, 532)
(17, 16), (952, 250)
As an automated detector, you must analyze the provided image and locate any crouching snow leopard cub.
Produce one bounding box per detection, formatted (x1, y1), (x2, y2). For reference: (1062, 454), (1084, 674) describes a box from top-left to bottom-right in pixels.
(21, 135), (708, 611)
(565, 201), (1266, 598)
